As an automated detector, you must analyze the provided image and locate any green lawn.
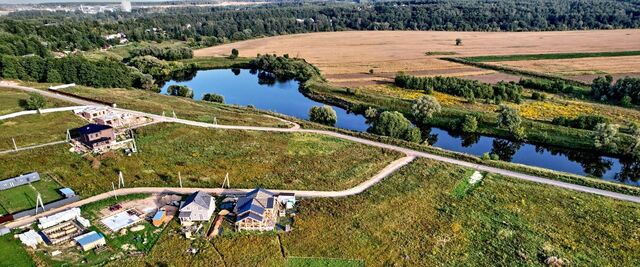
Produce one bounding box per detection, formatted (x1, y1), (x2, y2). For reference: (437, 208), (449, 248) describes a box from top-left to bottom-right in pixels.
(0, 234), (36, 267)
(0, 87), (74, 116)
(287, 257), (364, 267)
(0, 123), (400, 196)
(0, 176), (63, 214)
(110, 158), (640, 266)
(0, 112), (86, 151)
(461, 50), (640, 62)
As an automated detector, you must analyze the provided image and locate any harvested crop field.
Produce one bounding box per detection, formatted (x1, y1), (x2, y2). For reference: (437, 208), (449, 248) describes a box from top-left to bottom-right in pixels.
(196, 30), (640, 86)
(490, 55), (640, 82)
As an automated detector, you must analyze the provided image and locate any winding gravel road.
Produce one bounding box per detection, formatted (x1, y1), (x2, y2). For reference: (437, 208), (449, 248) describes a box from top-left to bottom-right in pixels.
(1, 82), (638, 229)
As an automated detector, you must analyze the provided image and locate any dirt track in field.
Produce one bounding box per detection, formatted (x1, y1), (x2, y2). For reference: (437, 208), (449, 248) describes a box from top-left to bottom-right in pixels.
(196, 30), (640, 86)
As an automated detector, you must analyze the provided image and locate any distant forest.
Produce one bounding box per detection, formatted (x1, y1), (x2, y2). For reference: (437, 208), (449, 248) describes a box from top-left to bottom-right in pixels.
(1, 0), (640, 54)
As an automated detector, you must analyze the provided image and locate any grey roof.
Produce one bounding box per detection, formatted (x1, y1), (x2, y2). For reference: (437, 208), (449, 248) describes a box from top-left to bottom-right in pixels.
(237, 212), (263, 222)
(181, 191), (214, 210)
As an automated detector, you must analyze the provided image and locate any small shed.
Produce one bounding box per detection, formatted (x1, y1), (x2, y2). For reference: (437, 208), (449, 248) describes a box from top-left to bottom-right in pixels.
(152, 210), (166, 227)
(74, 231), (106, 251)
(59, 188), (76, 198)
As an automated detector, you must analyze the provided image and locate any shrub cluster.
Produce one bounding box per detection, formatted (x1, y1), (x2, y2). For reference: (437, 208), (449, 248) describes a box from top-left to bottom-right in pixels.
(202, 93), (224, 103)
(395, 73), (523, 103)
(551, 115), (610, 130)
(591, 75), (640, 105)
(248, 54), (322, 82)
(518, 78), (579, 94)
(129, 46), (194, 61)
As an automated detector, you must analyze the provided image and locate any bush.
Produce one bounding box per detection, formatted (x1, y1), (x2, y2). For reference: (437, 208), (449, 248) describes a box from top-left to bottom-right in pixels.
(369, 111), (421, 143)
(23, 93), (46, 110)
(203, 93), (224, 103)
(230, 48), (239, 59)
(531, 91), (546, 100)
(412, 95), (441, 123)
(308, 105), (337, 126)
(168, 85), (193, 98)
(460, 115), (478, 133)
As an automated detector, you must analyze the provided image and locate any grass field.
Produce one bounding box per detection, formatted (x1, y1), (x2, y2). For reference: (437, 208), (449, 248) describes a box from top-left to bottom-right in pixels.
(0, 234), (36, 267)
(489, 56), (640, 82)
(109, 158), (640, 266)
(54, 86), (287, 127)
(0, 123), (400, 196)
(0, 176), (63, 215)
(0, 112), (86, 151)
(0, 87), (74, 116)
(196, 30), (640, 86)
(287, 257), (364, 267)
(463, 50), (640, 62)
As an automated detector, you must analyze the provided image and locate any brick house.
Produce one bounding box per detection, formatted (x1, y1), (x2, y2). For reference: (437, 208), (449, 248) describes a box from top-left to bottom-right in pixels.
(73, 124), (116, 152)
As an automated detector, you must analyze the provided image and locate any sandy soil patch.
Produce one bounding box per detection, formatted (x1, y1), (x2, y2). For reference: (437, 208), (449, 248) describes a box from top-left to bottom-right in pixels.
(196, 30), (640, 86)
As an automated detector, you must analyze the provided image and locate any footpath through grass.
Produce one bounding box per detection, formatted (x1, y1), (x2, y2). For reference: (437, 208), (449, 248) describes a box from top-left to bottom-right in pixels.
(111, 158), (640, 266)
(462, 50), (640, 62)
(0, 122), (400, 196)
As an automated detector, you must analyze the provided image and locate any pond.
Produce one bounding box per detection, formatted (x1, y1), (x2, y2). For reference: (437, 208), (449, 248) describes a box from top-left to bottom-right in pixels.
(161, 69), (639, 186)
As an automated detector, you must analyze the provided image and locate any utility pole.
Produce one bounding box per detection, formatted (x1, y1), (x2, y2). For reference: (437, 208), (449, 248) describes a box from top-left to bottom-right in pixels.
(12, 138), (17, 151)
(66, 129), (71, 142)
(118, 171), (125, 188)
(178, 172), (183, 188)
(172, 110), (177, 119)
(162, 111), (165, 117)
(221, 173), (230, 188)
(35, 192), (45, 214)
(112, 182), (118, 200)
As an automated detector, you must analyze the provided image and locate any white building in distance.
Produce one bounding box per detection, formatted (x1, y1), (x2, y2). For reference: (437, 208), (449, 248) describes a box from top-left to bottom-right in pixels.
(121, 0), (132, 12)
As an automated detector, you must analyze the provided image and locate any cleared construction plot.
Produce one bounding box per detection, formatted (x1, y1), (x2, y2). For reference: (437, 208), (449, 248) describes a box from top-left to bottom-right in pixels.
(196, 30), (640, 86)
(0, 112), (86, 151)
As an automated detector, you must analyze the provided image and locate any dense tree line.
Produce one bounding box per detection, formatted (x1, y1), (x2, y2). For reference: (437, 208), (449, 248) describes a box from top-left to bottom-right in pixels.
(518, 79), (580, 95)
(395, 73), (523, 103)
(0, 55), (140, 88)
(591, 75), (640, 105)
(551, 115), (610, 130)
(128, 46), (193, 61)
(3, 0), (640, 54)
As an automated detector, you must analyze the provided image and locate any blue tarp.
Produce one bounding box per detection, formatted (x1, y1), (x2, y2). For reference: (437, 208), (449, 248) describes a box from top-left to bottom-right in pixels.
(152, 210), (165, 221)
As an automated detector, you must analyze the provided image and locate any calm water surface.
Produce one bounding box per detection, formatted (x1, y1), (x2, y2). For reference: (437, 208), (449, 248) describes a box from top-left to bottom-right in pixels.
(161, 69), (638, 186)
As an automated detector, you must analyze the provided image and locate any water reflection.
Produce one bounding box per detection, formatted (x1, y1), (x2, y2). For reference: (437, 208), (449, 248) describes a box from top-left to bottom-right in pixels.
(160, 68), (638, 186)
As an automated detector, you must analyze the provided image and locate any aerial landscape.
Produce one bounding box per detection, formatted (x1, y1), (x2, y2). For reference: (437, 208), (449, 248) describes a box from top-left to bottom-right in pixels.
(0, 0), (639, 266)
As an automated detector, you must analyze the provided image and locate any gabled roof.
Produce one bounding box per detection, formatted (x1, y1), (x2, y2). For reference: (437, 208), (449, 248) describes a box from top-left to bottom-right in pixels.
(236, 188), (275, 209)
(74, 124), (113, 135)
(181, 191), (214, 211)
(237, 212), (263, 223)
